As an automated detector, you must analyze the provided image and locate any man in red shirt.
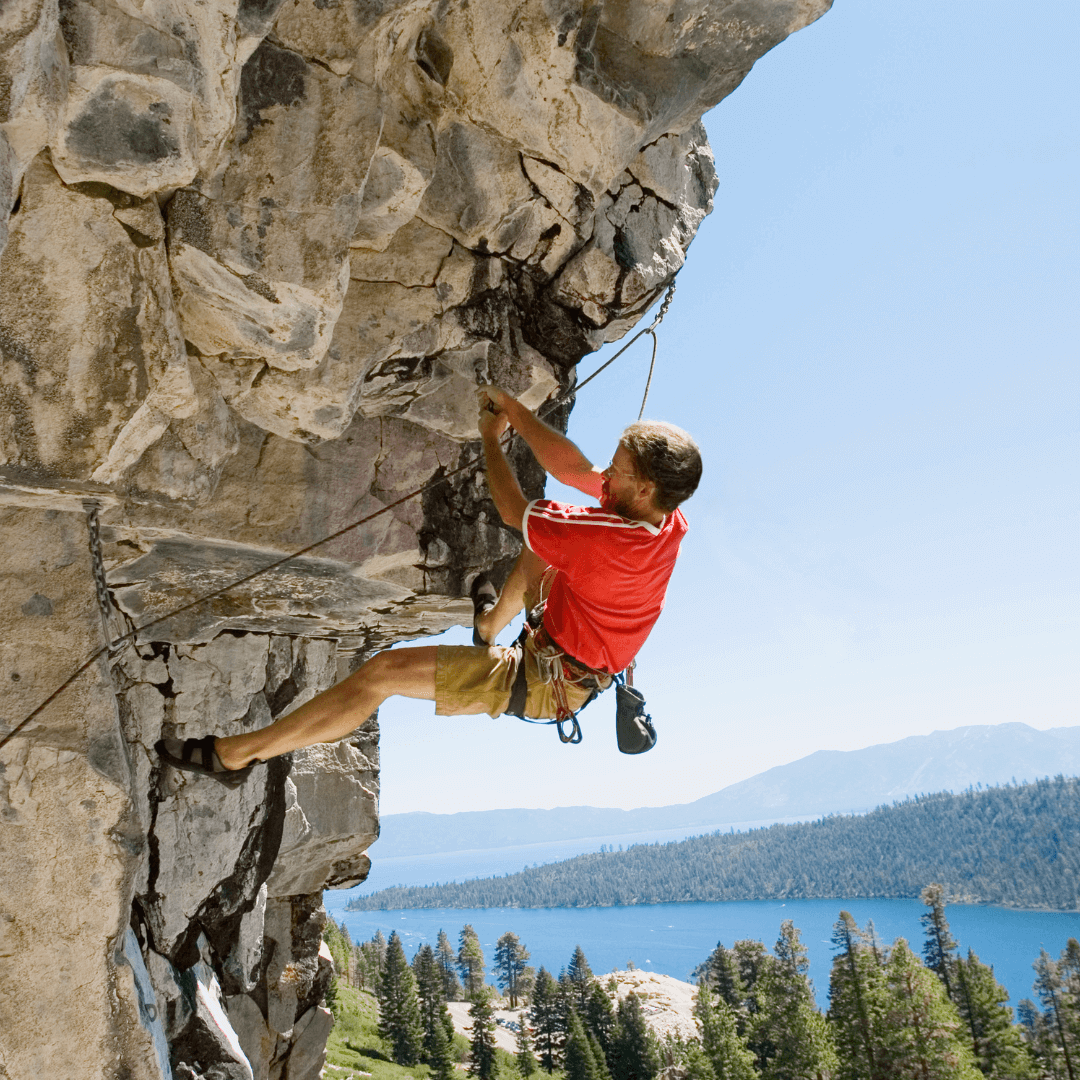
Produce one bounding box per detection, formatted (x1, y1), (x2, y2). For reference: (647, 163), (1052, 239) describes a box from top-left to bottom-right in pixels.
(156, 385), (701, 782)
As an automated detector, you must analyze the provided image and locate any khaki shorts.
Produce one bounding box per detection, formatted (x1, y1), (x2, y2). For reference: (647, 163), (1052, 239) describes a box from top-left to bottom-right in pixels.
(435, 636), (612, 719)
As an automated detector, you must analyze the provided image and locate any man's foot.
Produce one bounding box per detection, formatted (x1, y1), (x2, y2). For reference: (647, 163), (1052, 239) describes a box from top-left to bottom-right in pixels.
(155, 735), (254, 789)
(470, 573), (498, 647)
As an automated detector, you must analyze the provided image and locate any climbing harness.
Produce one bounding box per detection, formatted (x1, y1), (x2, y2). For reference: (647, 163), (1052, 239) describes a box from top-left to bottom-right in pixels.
(500, 563), (658, 754)
(0, 282), (678, 753)
(501, 567), (609, 745)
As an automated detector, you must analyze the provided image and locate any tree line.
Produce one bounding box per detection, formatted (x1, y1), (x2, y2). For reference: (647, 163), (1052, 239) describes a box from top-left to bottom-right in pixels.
(322, 886), (1080, 1080)
(346, 776), (1080, 911)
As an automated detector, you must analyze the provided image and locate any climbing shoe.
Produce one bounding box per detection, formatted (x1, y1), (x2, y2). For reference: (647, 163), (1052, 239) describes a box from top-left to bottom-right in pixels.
(470, 573), (498, 646)
(155, 735), (254, 789)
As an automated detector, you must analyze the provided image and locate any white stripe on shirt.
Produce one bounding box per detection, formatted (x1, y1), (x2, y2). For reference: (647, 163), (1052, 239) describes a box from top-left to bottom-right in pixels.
(523, 499), (663, 554)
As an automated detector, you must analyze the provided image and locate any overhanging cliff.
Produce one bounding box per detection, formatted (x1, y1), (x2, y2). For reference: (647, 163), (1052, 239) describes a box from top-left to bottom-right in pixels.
(0, 1), (831, 1076)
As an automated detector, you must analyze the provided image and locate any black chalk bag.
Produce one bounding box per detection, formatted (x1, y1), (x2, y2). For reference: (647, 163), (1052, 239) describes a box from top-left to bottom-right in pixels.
(614, 673), (657, 754)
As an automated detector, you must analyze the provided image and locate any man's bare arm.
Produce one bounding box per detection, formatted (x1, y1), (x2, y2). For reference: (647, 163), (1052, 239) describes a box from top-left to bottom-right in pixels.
(478, 403), (529, 530)
(478, 386), (603, 498)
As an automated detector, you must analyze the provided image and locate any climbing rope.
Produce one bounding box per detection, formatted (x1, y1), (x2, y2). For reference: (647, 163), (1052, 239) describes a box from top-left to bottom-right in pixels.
(0, 281), (678, 751)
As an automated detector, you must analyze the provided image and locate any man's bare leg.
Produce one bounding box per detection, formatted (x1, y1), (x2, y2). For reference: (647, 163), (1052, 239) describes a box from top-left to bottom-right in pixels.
(474, 548), (550, 644)
(214, 646), (438, 769)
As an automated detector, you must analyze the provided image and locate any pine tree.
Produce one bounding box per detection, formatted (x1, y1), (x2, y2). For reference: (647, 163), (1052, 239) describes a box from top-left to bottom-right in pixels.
(828, 911), (887, 1080)
(585, 980), (617, 1066)
(1034, 949), (1078, 1080)
(323, 917), (352, 978)
(952, 948), (1036, 1079)
(469, 988), (499, 1080)
(427, 1014), (457, 1080)
(496, 931), (532, 1008)
(700, 944), (749, 1025)
(1060, 940), (1080, 1070)
(694, 982), (757, 1080)
(565, 1011), (603, 1080)
(531, 967), (564, 1073)
(437, 929), (464, 1001)
(568, 946), (595, 1012)
(357, 929), (389, 992)
(878, 938), (980, 1080)
(378, 931), (425, 1066)
(610, 992), (660, 1080)
(921, 884), (960, 1000)
(459, 924), (487, 997)
(732, 940), (772, 1026)
(589, 1032), (614, 1080)
(1018, 998), (1061, 1077)
(748, 921), (836, 1080)
(683, 1041), (718, 1080)
(517, 1014), (539, 1078)
(413, 943), (457, 1070)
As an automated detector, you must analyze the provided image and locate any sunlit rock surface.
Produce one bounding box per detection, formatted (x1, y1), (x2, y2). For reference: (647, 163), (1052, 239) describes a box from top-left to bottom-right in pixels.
(0, 0), (830, 1075)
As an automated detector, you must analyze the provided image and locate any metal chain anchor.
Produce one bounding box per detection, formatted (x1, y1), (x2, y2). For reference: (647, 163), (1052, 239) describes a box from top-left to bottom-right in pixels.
(83, 501), (129, 657)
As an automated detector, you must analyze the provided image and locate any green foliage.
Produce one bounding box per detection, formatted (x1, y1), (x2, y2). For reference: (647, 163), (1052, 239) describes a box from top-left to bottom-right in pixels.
(469, 988), (499, 1080)
(922, 883), (961, 999)
(567, 947), (595, 1013)
(532, 967), (566, 1073)
(413, 942), (457, 1077)
(378, 931), (425, 1066)
(585, 981), (617, 1064)
(747, 921), (836, 1080)
(694, 983), (757, 1080)
(565, 1011), (604, 1080)
(828, 911), (889, 1080)
(610, 993), (659, 1080)
(697, 943), (750, 1034)
(347, 778), (1080, 911)
(1031, 946), (1080, 1080)
(331, 908), (1062, 1080)
(878, 938), (981, 1080)
(496, 932), (533, 1008)
(954, 948), (1037, 1079)
(356, 930), (389, 993)
(459, 925), (487, 997)
(325, 984), (436, 1080)
(437, 930), (464, 1002)
(517, 1012), (540, 1077)
(325, 917), (353, 979)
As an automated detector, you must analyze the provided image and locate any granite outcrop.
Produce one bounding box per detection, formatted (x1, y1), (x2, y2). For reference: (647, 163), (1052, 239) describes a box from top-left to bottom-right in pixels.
(0, 0), (830, 1076)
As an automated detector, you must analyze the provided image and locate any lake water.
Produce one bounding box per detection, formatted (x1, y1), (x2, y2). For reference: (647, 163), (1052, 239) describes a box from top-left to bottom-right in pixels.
(323, 831), (1080, 1010)
(324, 891), (1080, 1011)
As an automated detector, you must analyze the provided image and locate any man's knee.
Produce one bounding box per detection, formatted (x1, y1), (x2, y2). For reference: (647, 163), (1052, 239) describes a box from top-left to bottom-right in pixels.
(360, 646), (437, 698)
(363, 649), (406, 690)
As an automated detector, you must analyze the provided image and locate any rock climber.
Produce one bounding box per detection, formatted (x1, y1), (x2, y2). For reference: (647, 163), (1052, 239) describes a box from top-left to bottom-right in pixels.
(155, 385), (702, 784)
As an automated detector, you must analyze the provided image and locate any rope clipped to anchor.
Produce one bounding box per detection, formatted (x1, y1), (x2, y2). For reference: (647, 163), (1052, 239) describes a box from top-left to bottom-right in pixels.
(0, 281), (679, 752)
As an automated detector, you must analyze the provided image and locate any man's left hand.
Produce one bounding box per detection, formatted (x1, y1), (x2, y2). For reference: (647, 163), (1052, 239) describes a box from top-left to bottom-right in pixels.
(478, 397), (510, 440)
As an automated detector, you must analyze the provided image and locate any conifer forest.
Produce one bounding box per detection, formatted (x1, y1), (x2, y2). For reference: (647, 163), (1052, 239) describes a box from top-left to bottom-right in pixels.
(323, 887), (1080, 1080)
(347, 777), (1080, 912)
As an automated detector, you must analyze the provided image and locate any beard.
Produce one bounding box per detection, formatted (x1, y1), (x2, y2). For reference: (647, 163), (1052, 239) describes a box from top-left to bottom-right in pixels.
(600, 480), (635, 518)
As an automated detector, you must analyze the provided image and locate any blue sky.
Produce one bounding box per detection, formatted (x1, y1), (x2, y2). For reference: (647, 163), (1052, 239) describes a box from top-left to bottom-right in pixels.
(380, 0), (1079, 815)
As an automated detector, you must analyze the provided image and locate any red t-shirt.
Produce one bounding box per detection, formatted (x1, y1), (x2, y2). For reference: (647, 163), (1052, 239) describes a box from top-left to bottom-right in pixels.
(521, 499), (688, 674)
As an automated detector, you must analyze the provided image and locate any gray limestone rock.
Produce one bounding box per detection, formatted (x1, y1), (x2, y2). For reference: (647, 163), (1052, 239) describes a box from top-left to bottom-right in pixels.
(268, 730), (379, 896)
(0, 0), (832, 1076)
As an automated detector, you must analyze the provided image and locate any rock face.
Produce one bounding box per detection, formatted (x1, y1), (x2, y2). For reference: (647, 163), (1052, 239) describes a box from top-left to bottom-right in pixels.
(0, 1), (830, 1076)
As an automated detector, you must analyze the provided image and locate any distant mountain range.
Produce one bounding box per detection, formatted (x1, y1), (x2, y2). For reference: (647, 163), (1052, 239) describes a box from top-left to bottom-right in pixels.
(374, 723), (1080, 859)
